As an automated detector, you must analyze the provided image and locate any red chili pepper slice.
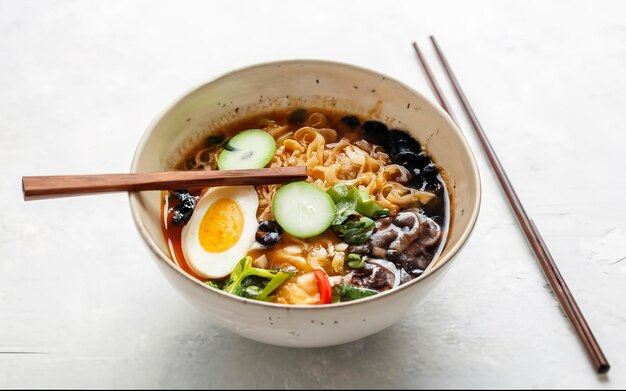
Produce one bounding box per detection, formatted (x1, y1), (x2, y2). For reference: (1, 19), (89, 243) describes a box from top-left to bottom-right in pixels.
(313, 269), (332, 305)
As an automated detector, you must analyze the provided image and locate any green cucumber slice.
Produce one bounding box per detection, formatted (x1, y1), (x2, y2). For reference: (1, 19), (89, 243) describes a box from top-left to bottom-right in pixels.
(217, 129), (276, 170)
(272, 181), (336, 238)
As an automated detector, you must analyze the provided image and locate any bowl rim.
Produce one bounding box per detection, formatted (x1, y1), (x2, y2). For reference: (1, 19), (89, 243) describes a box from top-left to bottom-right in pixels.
(129, 59), (481, 310)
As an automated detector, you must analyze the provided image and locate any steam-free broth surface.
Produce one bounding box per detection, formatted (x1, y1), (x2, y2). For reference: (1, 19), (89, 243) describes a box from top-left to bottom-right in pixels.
(161, 108), (450, 305)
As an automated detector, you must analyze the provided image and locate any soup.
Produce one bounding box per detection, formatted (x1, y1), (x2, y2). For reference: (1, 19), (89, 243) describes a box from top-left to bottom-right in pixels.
(161, 108), (450, 305)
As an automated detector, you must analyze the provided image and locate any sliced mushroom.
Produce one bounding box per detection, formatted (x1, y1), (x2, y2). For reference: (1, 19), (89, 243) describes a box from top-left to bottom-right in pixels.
(367, 258), (401, 289)
(369, 229), (398, 258)
(357, 208), (443, 279)
(417, 217), (442, 248)
(349, 263), (395, 291)
(392, 212), (416, 228)
(388, 212), (421, 252)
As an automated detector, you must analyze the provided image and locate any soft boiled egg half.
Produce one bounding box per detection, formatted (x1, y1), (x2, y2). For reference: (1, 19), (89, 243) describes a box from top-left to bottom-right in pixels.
(182, 186), (258, 279)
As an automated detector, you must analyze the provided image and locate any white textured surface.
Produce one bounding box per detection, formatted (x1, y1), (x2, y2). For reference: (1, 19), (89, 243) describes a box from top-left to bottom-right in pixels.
(1, 0), (625, 388)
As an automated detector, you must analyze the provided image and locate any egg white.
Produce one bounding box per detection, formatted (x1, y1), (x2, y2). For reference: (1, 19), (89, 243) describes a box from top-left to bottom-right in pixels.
(181, 185), (259, 279)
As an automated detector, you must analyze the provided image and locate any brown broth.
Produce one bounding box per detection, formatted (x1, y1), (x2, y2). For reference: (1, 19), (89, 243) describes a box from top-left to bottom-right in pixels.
(176, 108), (365, 171)
(160, 190), (205, 280)
(160, 108), (451, 282)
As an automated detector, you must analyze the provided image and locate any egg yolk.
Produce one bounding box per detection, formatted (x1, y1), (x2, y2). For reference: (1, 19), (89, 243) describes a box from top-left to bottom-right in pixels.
(198, 198), (244, 253)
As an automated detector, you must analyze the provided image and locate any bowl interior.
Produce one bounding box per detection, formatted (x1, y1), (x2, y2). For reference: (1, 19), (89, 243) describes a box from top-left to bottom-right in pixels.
(130, 60), (480, 296)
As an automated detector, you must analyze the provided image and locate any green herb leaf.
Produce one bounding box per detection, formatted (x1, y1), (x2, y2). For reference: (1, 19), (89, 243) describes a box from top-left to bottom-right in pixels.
(327, 184), (387, 244)
(356, 189), (389, 218)
(331, 284), (378, 303)
(204, 280), (221, 289)
(332, 215), (375, 244)
(223, 256), (253, 295)
(332, 200), (356, 225)
(327, 183), (352, 202)
(346, 253), (366, 269)
(327, 184), (388, 220)
(255, 270), (296, 300)
(243, 284), (264, 298)
(223, 256), (295, 300)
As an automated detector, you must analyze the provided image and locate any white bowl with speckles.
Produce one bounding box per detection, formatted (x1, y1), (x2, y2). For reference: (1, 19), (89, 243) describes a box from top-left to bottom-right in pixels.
(129, 60), (481, 347)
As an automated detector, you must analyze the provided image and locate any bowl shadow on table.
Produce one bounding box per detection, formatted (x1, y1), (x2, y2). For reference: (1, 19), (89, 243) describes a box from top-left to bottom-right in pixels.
(153, 302), (449, 389)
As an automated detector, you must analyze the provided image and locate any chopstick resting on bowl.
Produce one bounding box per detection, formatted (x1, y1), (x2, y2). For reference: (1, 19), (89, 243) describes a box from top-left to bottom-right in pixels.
(412, 37), (610, 374)
(22, 166), (307, 201)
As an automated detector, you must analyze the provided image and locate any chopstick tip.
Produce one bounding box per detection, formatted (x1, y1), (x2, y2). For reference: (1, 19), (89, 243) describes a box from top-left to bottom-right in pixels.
(597, 363), (610, 374)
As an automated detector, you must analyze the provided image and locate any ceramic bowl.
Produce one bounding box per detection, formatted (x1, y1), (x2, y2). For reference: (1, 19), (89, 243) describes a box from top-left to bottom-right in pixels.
(129, 60), (481, 347)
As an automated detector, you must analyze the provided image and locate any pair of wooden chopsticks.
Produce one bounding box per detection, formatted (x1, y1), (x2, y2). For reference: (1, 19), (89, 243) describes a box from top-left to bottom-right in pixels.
(412, 36), (610, 374)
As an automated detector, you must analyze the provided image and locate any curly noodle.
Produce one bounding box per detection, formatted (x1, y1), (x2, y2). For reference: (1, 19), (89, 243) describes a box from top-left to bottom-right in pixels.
(255, 113), (434, 220)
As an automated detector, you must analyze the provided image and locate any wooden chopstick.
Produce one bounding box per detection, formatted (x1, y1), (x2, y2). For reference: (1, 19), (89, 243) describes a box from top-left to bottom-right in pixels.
(413, 37), (610, 374)
(22, 166), (307, 201)
(412, 42), (458, 126)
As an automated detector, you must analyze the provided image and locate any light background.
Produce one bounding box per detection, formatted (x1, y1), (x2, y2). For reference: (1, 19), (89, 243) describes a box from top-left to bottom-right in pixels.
(1, 0), (625, 388)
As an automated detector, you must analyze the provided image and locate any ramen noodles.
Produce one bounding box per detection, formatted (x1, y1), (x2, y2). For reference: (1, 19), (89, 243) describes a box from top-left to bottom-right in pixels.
(161, 108), (450, 305)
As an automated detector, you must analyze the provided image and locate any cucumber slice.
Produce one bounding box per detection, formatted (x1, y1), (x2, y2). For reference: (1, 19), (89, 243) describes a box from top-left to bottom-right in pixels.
(272, 181), (336, 238)
(217, 129), (276, 170)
